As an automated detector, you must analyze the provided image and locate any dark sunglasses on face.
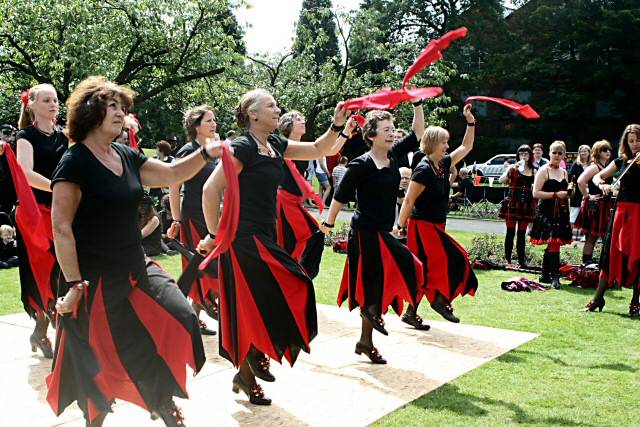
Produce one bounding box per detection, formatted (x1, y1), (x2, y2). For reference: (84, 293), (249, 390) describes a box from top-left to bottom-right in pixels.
(601, 147), (611, 152)
(551, 151), (564, 155)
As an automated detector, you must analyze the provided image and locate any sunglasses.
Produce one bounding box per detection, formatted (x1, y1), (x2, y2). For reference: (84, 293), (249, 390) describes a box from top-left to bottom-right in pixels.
(601, 147), (611, 152)
(551, 151), (564, 155)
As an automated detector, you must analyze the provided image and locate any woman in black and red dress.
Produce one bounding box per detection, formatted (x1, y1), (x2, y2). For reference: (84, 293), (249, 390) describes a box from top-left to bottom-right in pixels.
(15, 84), (68, 358)
(168, 105), (219, 334)
(498, 145), (537, 266)
(574, 140), (613, 264)
(530, 141), (573, 289)
(396, 104), (478, 325)
(275, 110), (354, 278)
(49, 76), (214, 426)
(584, 124), (640, 316)
(322, 106), (424, 363)
(199, 89), (349, 405)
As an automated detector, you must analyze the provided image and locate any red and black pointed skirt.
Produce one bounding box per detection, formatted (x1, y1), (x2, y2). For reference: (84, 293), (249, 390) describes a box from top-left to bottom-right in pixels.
(180, 206), (218, 304)
(529, 199), (573, 246)
(337, 228), (423, 316)
(276, 189), (325, 279)
(217, 223), (317, 367)
(14, 204), (59, 318)
(407, 219), (477, 304)
(600, 201), (640, 289)
(46, 253), (205, 423)
(498, 186), (537, 223)
(574, 196), (614, 238)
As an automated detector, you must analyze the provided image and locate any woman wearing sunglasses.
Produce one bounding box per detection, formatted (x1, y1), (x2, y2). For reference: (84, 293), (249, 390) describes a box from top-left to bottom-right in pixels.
(498, 144), (537, 266)
(574, 140), (613, 264)
(530, 141), (573, 288)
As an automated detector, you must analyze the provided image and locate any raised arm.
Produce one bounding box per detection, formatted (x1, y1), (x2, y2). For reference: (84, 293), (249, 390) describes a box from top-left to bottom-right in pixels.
(593, 160), (619, 196)
(52, 182), (82, 281)
(284, 103), (350, 160)
(326, 117), (357, 156)
(449, 104), (476, 166)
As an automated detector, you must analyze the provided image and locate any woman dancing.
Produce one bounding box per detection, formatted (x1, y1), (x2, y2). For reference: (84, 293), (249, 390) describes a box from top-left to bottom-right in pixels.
(48, 76), (215, 426)
(198, 89), (349, 405)
(322, 106), (424, 363)
(15, 83), (68, 358)
(584, 124), (640, 317)
(529, 141), (573, 289)
(574, 140), (613, 264)
(396, 104), (479, 325)
(498, 144), (537, 267)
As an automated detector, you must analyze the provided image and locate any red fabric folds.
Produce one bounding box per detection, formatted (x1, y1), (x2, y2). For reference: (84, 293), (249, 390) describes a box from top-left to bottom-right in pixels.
(199, 143), (239, 270)
(351, 114), (366, 129)
(465, 96), (540, 119)
(21, 89), (30, 107)
(284, 159), (323, 213)
(127, 114), (141, 150)
(343, 86), (443, 111)
(402, 27), (468, 87)
(2, 143), (55, 308)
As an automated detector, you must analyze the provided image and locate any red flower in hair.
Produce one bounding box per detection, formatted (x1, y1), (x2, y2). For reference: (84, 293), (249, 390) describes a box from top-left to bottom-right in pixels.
(20, 90), (30, 107)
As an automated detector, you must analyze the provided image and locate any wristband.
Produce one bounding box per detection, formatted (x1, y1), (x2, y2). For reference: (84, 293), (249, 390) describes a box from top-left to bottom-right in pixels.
(200, 144), (214, 161)
(466, 122), (476, 127)
(321, 221), (335, 229)
(412, 100), (423, 107)
(397, 223), (407, 231)
(173, 220), (182, 224)
(66, 279), (89, 289)
(330, 123), (345, 133)
(208, 232), (216, 239)
(339, 131), (349, 139)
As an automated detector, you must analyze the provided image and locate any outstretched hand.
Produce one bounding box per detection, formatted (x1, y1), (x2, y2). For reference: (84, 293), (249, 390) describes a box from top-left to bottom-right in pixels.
(463, 103), (475, 123)
(333, 102), (351, 127)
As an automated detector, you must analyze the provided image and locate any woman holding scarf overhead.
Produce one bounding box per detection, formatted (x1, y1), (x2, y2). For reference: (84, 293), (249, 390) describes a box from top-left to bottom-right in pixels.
(584, 124), (640, 317)
(198, 89), (349, 406)
(321, 103), (425, 364)
(395, 104), (478, 325)
(529, 141), (573, 289)
(15, 84), (68, 358)
(48, 76), (216, 426)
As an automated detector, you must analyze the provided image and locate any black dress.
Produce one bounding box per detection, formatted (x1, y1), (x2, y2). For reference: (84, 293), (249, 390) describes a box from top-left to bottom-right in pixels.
(407, 155), (478, 305)
(574, 165), (613, 237)
(218, 133), (317, 367)
(47, 143), (205, 422)
(15, 126), (67, 317)
(499, 167), (537, 223)
(334, 137), (423, 317)
(175, 141), (218, 304)
(275, 159), (324, 279)
(529, 171), (572, 245)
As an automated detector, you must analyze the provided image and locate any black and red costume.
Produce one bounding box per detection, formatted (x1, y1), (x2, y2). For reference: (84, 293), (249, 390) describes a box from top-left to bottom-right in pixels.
(14, 126), (67, 317)
(334, 137), (423, 317)
(407, 154), (478, 306)
(574, 165), (614, 238)
(275, 159), (324, 279)
(529, 173), (572, 246)
(175, 141), (218, 305)
(217, 134), (317, 368)
(600, 157), (640, 288)
(499, 166), (536, 265)
(47, 143), (205, 423)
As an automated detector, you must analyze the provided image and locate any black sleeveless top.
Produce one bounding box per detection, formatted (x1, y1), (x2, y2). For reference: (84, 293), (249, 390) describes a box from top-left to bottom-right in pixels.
(614, 157), (640, 203)
(16, 126), (68, 206)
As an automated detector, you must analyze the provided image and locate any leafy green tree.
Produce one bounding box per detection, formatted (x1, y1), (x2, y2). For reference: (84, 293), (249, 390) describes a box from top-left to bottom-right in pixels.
(294, 0), (339, 65)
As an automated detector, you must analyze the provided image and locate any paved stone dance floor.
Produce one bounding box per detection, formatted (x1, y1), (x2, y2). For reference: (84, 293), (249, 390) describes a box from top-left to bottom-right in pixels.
(1, 304), (537, 426)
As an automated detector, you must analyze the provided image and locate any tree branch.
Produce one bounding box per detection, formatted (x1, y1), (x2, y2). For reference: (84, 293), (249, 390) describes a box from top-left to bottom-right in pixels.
(136, 67), (225, 102)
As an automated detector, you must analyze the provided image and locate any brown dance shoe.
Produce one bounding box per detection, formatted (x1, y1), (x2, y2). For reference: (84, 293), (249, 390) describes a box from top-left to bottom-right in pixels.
(355, 342), (387, 364)
(232, 373), (272, 405)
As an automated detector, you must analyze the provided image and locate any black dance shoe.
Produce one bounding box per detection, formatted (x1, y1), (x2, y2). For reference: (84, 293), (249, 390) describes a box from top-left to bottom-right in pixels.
(401, 313), (431, 331)
(202, 301), (219, 321)
(355, 342), (387, 364)
(582, 298), (605, 312)
(430, 301), (460, 323)
(232, 373), (272, 405)
(538, 272), (552, 284)
(360, 309), (388, 336)
(629, 304), (640, 318)
(153, 398), (186, 427)
(199, 320), (216, 336)
(551, 276), (561, 289)
(30, 333), (53, 359)
(246, 352), (275, 382)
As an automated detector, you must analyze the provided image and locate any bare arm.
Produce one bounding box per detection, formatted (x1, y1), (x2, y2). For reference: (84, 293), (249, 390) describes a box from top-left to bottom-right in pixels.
(168, 183), (182, 221)
(532, 165), (567, 200)
(449, 165), (458, 186)
(17, 138), (52, 192)
(577, 165), (597, 198)
(319, 199), (344, 234)
(140, 216), (160, 238)
(412, 104), (425, 140)
(593, 160), (619, 196)
(499, 165), (515, 184)
(52, 182), (82, 281)
(284, 102), (350, 160)
(397, 181), (426, 228)
(449, 104), (476, 166)
(327, 117), (357, 156)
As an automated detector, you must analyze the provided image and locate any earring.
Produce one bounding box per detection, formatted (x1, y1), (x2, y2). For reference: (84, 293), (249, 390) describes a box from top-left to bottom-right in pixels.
(254, 117), (258, 122)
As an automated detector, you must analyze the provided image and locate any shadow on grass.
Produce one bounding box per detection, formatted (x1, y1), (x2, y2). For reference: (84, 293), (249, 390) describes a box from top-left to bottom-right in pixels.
(496, 349), (638, 373)
(411, 383), (595, 426)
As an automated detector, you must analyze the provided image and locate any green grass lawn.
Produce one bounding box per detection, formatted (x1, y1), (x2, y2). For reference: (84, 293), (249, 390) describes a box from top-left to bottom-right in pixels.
(2, 231), (637, 426)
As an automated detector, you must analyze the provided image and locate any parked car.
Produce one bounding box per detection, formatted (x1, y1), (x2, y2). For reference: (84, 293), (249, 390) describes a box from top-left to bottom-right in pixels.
(474, 154), (516, 178)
